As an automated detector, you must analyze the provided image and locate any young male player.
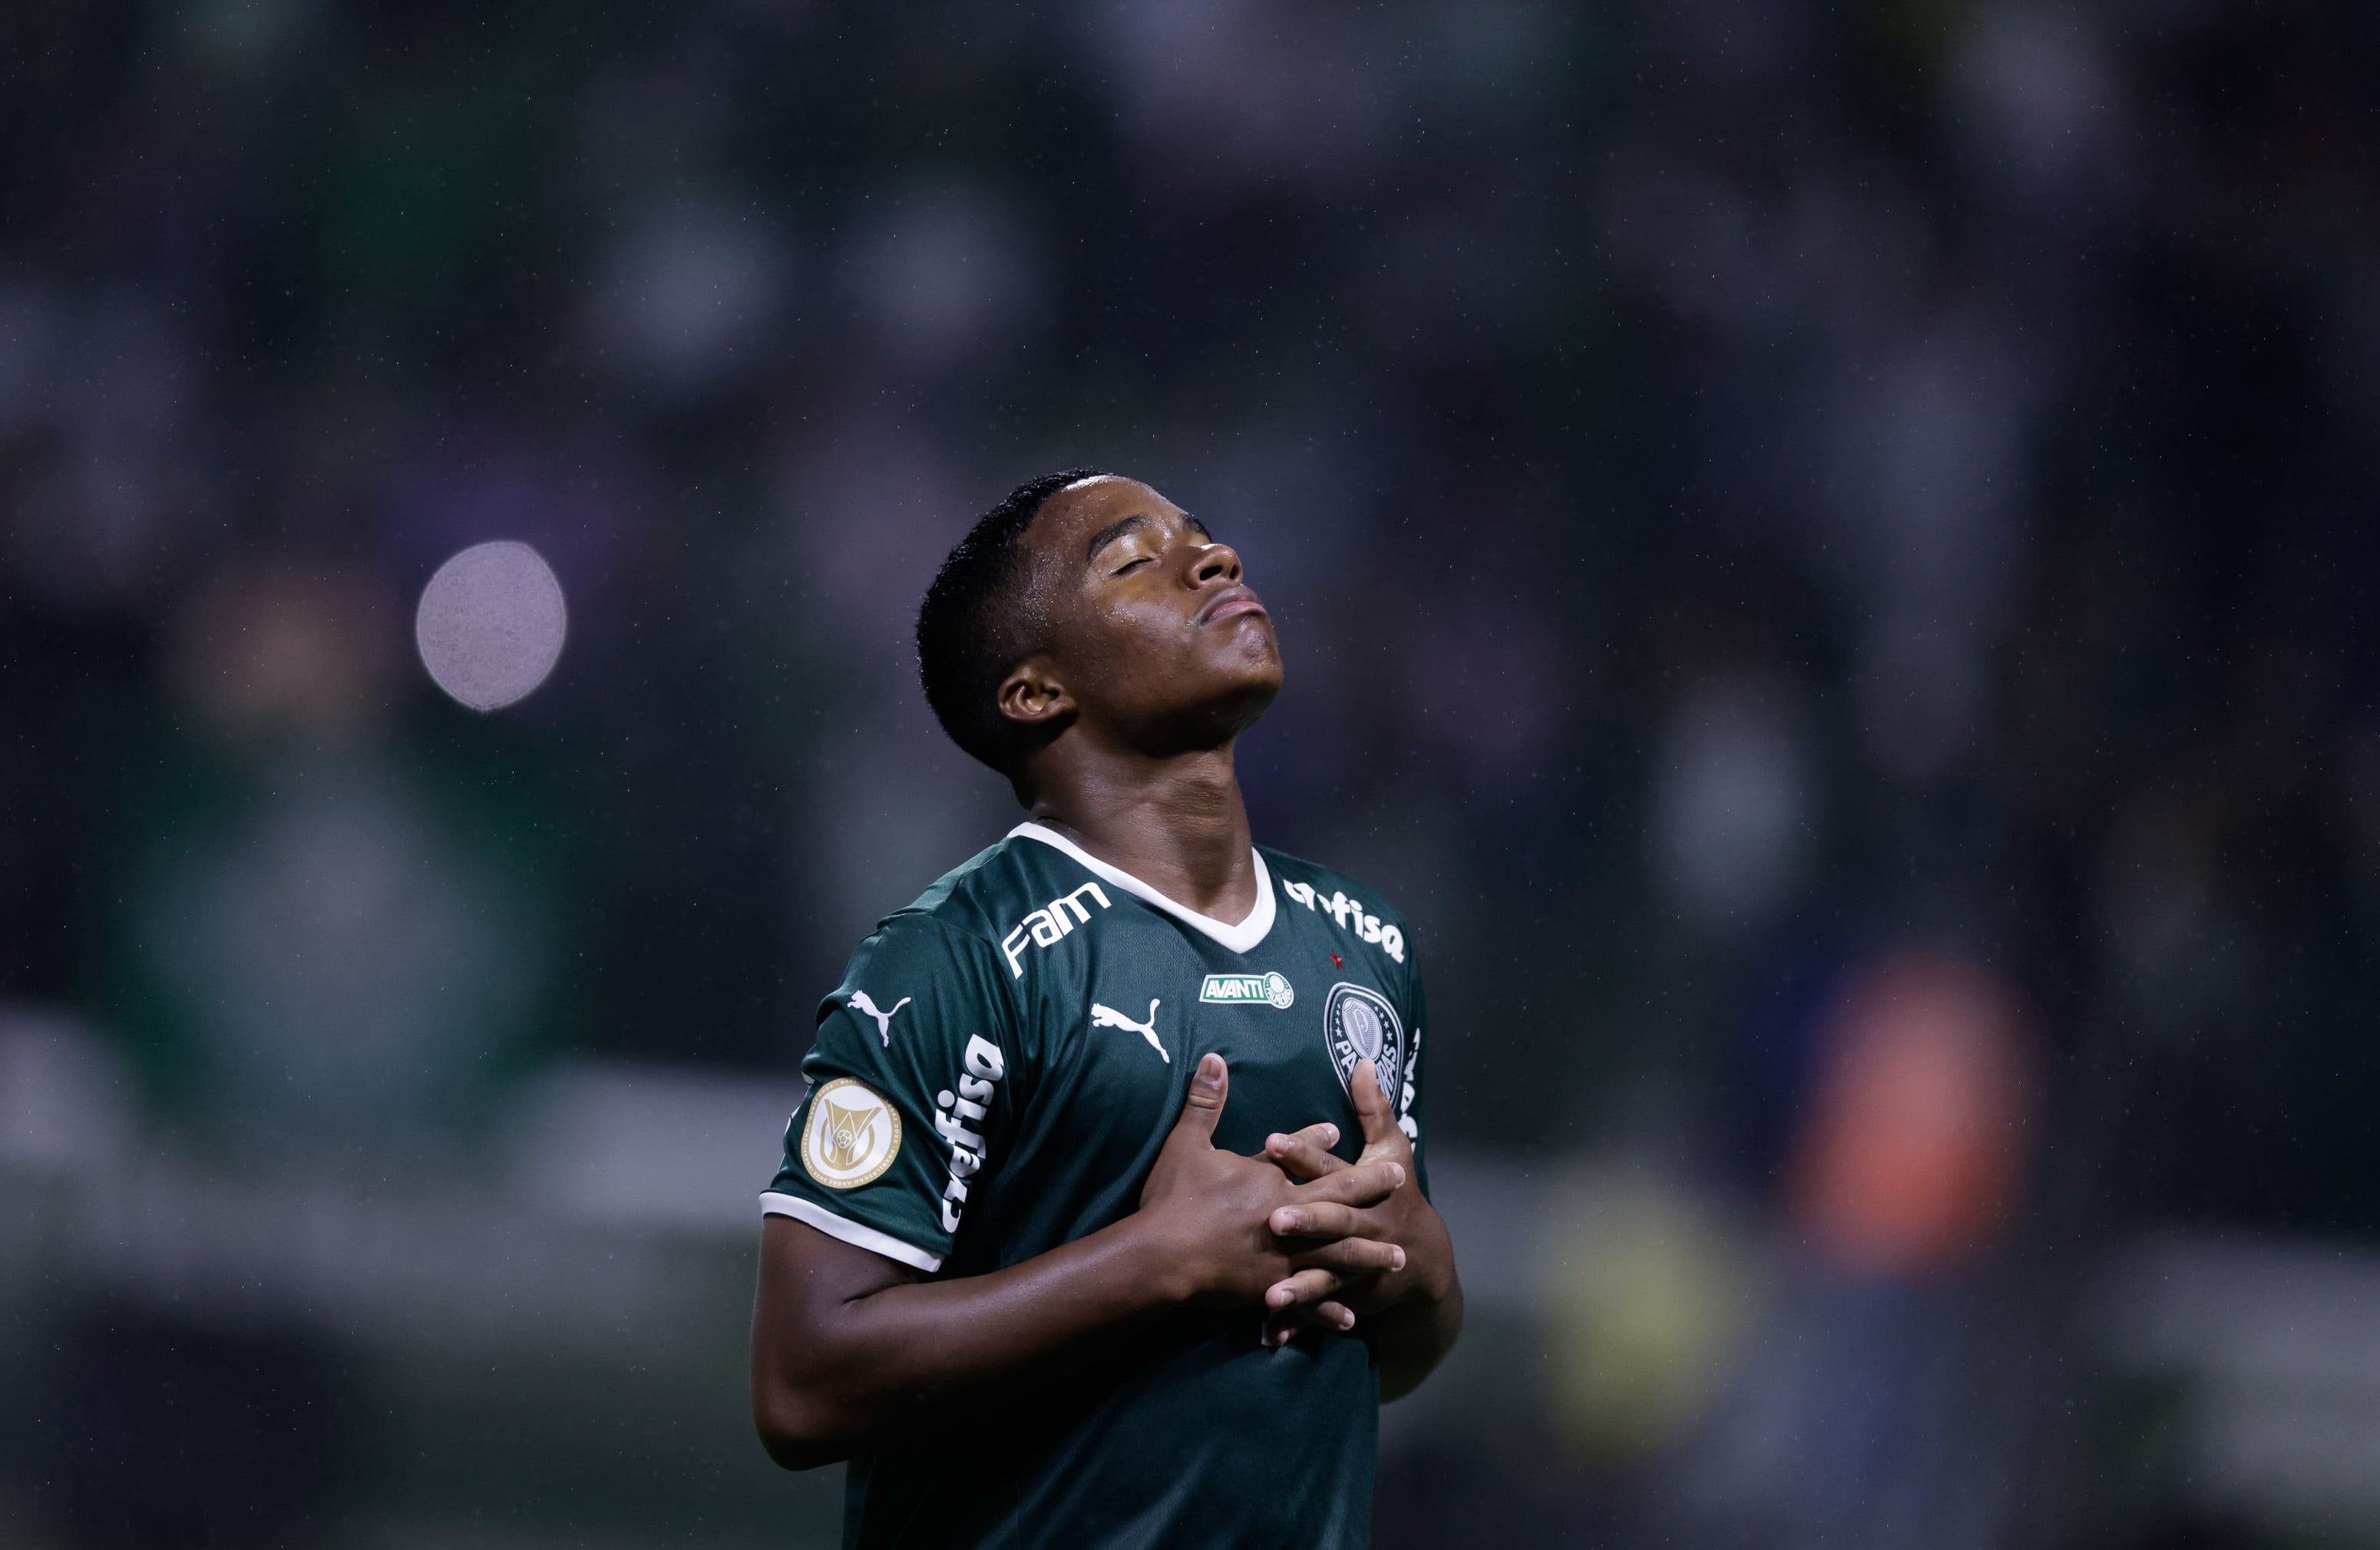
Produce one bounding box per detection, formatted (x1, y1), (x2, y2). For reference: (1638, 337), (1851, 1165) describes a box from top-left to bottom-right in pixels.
(750, 471), (1463, 1548)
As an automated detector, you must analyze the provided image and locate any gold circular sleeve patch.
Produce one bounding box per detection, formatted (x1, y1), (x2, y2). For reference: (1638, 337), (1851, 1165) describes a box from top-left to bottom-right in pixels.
(800, 1079), (902, 1188)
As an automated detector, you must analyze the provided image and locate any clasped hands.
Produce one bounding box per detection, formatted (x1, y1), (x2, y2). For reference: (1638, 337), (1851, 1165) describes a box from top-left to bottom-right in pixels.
(1137, 1051), (1436, 1347)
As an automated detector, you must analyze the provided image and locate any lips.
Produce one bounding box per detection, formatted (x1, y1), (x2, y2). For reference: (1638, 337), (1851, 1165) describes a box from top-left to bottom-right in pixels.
(1195, 587), (1268, 626)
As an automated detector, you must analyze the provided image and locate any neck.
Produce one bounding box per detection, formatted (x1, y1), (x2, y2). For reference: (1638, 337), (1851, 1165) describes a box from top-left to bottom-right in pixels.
(1021, 739), (1258, 923)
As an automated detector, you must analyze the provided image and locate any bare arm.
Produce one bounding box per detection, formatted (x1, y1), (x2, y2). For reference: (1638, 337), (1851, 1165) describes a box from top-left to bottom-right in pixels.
(752, 1209), (1175, 1469)
(750, 1054), (1405, 1468)
(1368, 1221), (1464, 1402)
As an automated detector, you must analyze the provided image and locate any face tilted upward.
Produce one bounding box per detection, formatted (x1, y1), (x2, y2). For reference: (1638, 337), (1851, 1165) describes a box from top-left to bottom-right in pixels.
(1003, 475), (1283, 756)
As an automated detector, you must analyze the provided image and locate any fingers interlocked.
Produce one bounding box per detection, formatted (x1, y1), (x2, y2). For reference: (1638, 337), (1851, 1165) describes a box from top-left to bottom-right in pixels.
(1254, 1059), (1420, 1346)
(1256, 1159), (1408, 1342)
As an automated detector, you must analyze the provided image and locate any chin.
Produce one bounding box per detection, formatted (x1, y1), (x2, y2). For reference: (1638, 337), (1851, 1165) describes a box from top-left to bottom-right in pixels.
(1136, 659), (1281, 755)
(1191, 663), (1284, 744)
(1208, 617), (1283, 690)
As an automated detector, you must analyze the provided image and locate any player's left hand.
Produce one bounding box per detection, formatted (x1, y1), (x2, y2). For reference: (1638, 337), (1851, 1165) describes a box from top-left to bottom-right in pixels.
(1258, 1058), (1452, 1346)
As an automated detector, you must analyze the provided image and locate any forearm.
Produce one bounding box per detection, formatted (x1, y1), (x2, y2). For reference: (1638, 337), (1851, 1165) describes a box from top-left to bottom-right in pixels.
(755, 1214), (1183, 1464)
(1372, 1201), (1462, 1403)
(1374, 1273), (1463, 1402)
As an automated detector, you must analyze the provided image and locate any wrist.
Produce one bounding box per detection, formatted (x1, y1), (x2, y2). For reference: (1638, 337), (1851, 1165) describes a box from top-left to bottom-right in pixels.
(1114, 1210), (1199, 1307)
(1406, 1255), (1455, 1306)
(1397, 1211), (1456, 1305)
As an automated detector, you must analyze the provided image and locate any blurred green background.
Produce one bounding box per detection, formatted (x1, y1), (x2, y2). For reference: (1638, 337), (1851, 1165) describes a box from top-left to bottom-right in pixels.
(3, 1), (2378, 1546)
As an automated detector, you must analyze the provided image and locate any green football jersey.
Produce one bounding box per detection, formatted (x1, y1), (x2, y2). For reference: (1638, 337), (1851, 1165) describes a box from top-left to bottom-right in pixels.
(762, 821), (1430, 1550)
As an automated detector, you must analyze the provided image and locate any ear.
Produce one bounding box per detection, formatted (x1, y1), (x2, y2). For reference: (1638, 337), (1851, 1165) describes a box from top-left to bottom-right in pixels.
(997, 656), (1075, 730)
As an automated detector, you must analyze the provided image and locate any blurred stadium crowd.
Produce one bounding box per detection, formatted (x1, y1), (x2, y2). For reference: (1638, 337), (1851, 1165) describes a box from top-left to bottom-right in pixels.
(2, 2), (2378, 1548)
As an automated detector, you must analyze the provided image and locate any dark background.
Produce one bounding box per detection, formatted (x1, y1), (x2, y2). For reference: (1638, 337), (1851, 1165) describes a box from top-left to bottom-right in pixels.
(3, 2), (2377, 1547)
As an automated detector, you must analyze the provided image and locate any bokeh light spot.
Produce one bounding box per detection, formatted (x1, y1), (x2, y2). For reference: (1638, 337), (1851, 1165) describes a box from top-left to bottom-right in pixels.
(413, 540), (567, 712)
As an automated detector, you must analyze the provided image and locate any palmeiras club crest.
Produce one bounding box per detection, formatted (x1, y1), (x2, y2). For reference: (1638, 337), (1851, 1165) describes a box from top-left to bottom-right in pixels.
(1321, 982), (1406, 1106)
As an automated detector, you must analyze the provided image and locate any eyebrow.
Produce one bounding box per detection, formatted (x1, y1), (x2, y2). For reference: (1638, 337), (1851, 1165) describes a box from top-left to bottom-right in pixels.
(1083, 512), (1214, 565)
(1084, 514), (1154, 563)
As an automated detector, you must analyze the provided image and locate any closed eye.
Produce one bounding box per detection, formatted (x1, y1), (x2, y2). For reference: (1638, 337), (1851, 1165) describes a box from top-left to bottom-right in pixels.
(1112, 555), (1156, 576)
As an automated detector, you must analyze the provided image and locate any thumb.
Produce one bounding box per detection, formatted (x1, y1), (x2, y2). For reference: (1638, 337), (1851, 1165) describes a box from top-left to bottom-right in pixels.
(1168, 1053), (1228, 1145)
(1349, 1058), (1401, 1152)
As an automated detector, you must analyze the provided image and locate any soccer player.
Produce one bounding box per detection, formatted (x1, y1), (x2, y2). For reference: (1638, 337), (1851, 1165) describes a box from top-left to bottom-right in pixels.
(750, 471), (1463, 1548)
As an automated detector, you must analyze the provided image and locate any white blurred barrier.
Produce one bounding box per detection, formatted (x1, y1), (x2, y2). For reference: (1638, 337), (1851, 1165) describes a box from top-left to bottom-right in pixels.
(0, 1014), (1555, 1356)
(19, 1003), (2380, 1539)
(2097, 1233), (2380, 1523)
(0, 1009), (134, 1172)
(507, 1058), (807, 1231)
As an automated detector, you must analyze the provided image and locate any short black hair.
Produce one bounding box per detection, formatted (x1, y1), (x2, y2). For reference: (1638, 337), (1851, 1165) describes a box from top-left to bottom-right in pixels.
(917, 468), (1110, 775)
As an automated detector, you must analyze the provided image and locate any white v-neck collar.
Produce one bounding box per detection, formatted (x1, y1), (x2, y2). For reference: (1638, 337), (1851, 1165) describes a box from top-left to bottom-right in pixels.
(1009, 821), (1277, 954)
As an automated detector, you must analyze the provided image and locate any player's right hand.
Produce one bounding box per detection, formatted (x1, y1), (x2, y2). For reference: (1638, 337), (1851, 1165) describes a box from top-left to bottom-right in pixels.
(1138, 1053), (1405, 1334)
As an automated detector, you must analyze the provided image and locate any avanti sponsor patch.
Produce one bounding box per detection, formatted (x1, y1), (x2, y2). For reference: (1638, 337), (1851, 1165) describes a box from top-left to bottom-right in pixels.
(1200, 971), (1294, 1009)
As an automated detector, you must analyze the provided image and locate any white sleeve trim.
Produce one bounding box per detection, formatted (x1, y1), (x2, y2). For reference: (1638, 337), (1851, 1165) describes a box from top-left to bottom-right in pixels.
(759, 1192), (944, 1272)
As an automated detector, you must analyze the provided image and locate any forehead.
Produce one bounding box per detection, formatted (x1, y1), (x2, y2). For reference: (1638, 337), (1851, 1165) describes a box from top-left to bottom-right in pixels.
(1023, 476), (1188, 557)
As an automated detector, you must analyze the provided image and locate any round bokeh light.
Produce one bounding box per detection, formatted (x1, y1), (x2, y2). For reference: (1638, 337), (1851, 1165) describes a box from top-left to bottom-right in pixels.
(414, 540), (568, 712)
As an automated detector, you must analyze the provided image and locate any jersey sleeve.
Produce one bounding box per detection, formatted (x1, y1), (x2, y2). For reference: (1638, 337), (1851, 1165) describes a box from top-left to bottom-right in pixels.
(760, 914), (1021, 1273)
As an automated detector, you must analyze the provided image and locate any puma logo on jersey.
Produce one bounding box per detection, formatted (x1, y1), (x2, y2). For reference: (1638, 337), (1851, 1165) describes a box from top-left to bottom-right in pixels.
(1089, 998), (1168, 1063)
(1003, 881), (1114, 978)
(848, 991), (911, 1046)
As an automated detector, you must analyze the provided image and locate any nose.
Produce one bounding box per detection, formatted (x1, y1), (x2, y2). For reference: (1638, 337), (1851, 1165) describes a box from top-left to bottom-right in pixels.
(1190, 540), (1243, 587)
